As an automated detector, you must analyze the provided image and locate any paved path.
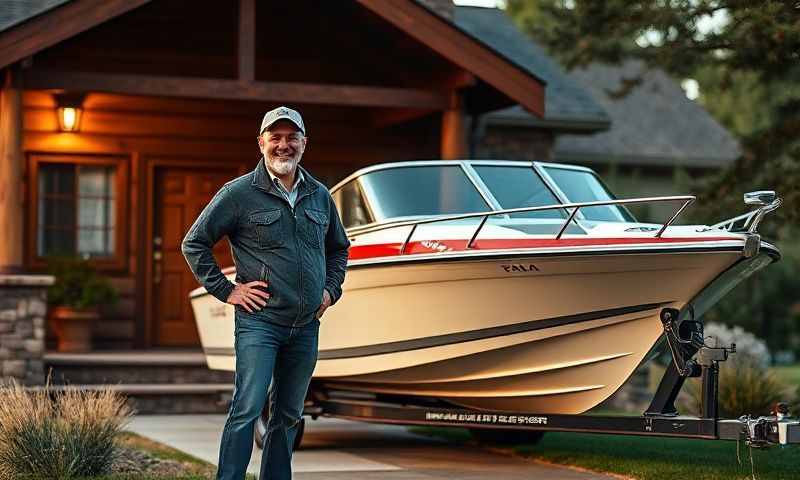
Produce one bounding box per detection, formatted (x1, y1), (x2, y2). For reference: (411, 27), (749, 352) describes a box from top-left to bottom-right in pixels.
(129, 414), (616, 479)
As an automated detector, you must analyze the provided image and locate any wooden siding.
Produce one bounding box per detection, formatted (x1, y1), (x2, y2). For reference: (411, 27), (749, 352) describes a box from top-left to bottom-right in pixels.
(23, 90), (439, 347)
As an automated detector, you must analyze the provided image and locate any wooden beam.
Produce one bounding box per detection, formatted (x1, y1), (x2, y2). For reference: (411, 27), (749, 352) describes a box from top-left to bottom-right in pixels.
(440, 92), (467, 159)
(0, 75), (25, 271)
(238, 0), (255, 82)
(356, 0), (545, 117)
(23, 132), (258, 158)
(20, 70), (449, 109)
(0, 0), (152, 70)
(447, 71), (477, 90)
(370, 108), (436, 129)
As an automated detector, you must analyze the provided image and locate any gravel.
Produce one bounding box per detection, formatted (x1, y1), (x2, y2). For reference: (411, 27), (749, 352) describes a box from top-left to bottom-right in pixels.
(112, 446), (194, 477)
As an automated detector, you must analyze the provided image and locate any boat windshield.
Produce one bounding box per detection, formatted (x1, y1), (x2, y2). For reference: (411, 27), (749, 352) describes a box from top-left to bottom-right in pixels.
(472, 166), (565, 219)
(542, 166), (636, 222)
(359, 165), (490, 221)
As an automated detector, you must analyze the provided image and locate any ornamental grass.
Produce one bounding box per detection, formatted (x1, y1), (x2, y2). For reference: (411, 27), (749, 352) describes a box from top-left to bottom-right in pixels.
(683, 323), (791, 418)
(0, 380), (132, 479)
(684, 358), (789, 418)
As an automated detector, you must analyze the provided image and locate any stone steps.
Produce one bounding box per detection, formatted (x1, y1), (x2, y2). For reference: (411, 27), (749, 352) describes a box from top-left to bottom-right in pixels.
(43, 350), (234, 414)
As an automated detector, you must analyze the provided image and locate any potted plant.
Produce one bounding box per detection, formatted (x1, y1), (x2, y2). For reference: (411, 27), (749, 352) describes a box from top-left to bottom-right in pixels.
(46, 257), (118, 352)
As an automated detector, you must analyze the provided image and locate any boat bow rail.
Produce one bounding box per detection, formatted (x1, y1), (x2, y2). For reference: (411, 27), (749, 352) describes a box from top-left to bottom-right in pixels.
(358, 195), (698, 255)
(704, 190), (782, 233)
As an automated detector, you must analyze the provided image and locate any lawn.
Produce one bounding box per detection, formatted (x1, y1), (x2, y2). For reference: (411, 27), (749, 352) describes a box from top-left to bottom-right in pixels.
(412, 427), (800, 480)
(772, 364), (800, 389)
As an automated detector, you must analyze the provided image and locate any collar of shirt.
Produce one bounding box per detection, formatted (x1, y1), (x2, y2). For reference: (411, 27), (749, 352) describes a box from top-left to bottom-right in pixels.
(264, 160), (304, 194)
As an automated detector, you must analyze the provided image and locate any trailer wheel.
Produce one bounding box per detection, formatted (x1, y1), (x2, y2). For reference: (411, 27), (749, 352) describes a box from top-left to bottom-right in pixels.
(469, 428), (545, 446)
(254, 408), (305, 451)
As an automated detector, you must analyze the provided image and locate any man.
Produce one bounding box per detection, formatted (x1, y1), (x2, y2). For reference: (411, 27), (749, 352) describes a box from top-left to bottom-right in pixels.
(181, 106), (350, 480)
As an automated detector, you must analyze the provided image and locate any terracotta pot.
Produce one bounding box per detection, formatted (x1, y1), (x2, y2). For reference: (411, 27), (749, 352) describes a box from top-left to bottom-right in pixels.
(51, 306), (98, 353)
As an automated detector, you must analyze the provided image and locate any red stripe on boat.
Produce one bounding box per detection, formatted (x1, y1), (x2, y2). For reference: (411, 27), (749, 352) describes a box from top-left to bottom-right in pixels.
(348, 237), (735, 260)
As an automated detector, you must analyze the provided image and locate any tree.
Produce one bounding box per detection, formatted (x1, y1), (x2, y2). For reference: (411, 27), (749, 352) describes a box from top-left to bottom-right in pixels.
(505, 0), (800, 228)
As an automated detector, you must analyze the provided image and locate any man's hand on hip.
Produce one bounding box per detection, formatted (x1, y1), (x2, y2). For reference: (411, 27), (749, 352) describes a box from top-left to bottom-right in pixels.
(226, 281), (270, 313)
(316, 289), (332, 319)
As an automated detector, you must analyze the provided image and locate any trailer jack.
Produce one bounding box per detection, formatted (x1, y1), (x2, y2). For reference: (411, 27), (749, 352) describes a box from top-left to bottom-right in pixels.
(646, 308), (734, 418)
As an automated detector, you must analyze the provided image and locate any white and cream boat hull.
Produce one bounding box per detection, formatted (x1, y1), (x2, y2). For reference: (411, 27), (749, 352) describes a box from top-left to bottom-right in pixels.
(191, 233), (777, 414)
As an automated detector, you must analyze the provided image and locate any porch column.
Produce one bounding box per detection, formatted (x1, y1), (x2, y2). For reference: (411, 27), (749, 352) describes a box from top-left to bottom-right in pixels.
(0, 78), (24, 273)
(440, 91), (467, 159)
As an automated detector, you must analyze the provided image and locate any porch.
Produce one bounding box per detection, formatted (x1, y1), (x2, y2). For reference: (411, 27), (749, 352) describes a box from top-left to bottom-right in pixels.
(0, 0), (544, 357)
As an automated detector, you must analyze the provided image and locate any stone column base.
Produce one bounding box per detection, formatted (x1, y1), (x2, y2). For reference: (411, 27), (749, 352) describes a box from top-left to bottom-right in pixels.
(0, 274), (55, 386)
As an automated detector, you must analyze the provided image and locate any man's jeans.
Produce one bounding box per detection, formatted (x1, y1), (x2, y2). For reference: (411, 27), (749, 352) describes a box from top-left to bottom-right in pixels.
(216, 311), (319, 480)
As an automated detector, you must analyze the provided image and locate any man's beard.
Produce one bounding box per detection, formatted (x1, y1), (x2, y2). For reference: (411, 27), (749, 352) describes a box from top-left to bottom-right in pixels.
(266, 155), (298, 176)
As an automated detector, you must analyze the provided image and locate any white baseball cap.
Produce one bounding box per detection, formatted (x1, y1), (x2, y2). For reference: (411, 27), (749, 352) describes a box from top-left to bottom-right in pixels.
(259, 106), (305, 135)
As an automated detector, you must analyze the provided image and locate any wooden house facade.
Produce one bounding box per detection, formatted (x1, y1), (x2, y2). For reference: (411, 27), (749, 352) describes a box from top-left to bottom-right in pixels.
(0, 0), (545, 350)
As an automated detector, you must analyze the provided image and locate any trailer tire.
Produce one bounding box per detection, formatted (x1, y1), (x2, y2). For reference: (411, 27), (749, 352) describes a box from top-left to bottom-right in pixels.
(254, 408), (305, 451)
(469, 428), (545, 446)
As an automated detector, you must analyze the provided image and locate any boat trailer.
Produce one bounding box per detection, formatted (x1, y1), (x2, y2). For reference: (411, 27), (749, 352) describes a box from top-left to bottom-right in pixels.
(306, 395), (798, 447)
(285, 307), (800, 449)
(256, 307), (799, 449)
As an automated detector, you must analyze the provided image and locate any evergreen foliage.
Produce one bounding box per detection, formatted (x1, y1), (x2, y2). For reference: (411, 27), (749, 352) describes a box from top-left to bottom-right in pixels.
(505, 0), (800, 225)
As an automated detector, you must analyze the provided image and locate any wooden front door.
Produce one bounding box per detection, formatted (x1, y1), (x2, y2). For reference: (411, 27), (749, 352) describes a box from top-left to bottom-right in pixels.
(153, 166), (238, 346)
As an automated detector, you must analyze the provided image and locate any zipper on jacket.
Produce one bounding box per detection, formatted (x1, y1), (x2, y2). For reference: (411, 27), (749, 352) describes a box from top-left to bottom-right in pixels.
(293, 208), (302, 328)
(264, 182), (317, 328)
(292, 188), (316, 327)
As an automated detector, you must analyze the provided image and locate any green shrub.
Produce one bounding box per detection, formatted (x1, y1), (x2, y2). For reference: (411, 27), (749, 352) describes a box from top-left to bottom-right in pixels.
(46, 257), (118, 309)
(0, 381), (132, 479)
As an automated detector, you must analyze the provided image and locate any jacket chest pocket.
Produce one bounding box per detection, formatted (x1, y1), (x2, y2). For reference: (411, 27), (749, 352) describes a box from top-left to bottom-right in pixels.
(250, 209), (284, 249)
(301, 208), (328, 248)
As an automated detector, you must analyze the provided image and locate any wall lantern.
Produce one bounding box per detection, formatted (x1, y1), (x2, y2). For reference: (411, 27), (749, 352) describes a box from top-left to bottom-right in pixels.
(54, 93), (86, 132)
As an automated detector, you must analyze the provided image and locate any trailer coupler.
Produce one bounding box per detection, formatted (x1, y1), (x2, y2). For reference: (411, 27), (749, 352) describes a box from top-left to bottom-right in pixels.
(719, 404), (800, 447)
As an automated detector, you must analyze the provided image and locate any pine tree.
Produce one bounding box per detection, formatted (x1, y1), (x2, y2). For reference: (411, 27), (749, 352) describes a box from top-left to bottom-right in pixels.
(506, 0), (800, 231)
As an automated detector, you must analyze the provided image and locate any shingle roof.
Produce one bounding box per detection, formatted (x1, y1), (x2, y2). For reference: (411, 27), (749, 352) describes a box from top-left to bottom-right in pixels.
(553, 60), (741, 168)
(453, 6), (610, 132)
(0, 0), (68, 33)
(2, 1), (603, 131)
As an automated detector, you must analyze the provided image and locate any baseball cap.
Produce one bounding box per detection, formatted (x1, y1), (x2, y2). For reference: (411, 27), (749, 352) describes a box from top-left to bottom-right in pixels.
(259, 106), (305, 135)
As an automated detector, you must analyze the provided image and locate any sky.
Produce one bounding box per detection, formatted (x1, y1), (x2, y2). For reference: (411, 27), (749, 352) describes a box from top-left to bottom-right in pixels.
(453, 0), (502, 7)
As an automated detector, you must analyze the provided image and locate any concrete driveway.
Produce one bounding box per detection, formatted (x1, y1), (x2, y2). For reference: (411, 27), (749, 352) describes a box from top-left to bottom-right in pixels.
(128, 414), (616, 479)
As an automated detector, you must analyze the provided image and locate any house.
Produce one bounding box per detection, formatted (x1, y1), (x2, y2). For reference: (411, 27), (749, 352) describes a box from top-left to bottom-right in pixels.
(552, 60), (741, 220)
(0, 0), (556, 409)
(453, 5), (610, 160)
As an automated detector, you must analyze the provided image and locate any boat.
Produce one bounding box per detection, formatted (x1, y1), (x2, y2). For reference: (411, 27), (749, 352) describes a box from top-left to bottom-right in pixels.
(190, 160), (781, 415)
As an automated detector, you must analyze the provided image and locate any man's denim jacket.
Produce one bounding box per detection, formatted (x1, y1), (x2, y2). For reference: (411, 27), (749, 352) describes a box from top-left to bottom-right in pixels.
(181, 160), (350, 327)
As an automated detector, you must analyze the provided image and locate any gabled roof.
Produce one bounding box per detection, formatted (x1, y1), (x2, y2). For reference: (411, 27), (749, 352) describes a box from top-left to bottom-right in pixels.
(554, 61), (741, 168)
(356, 0), (544, 116)
(0, 0), (546, 117)
(453, 6), (609, 132)
(0, 0), (151, 75)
